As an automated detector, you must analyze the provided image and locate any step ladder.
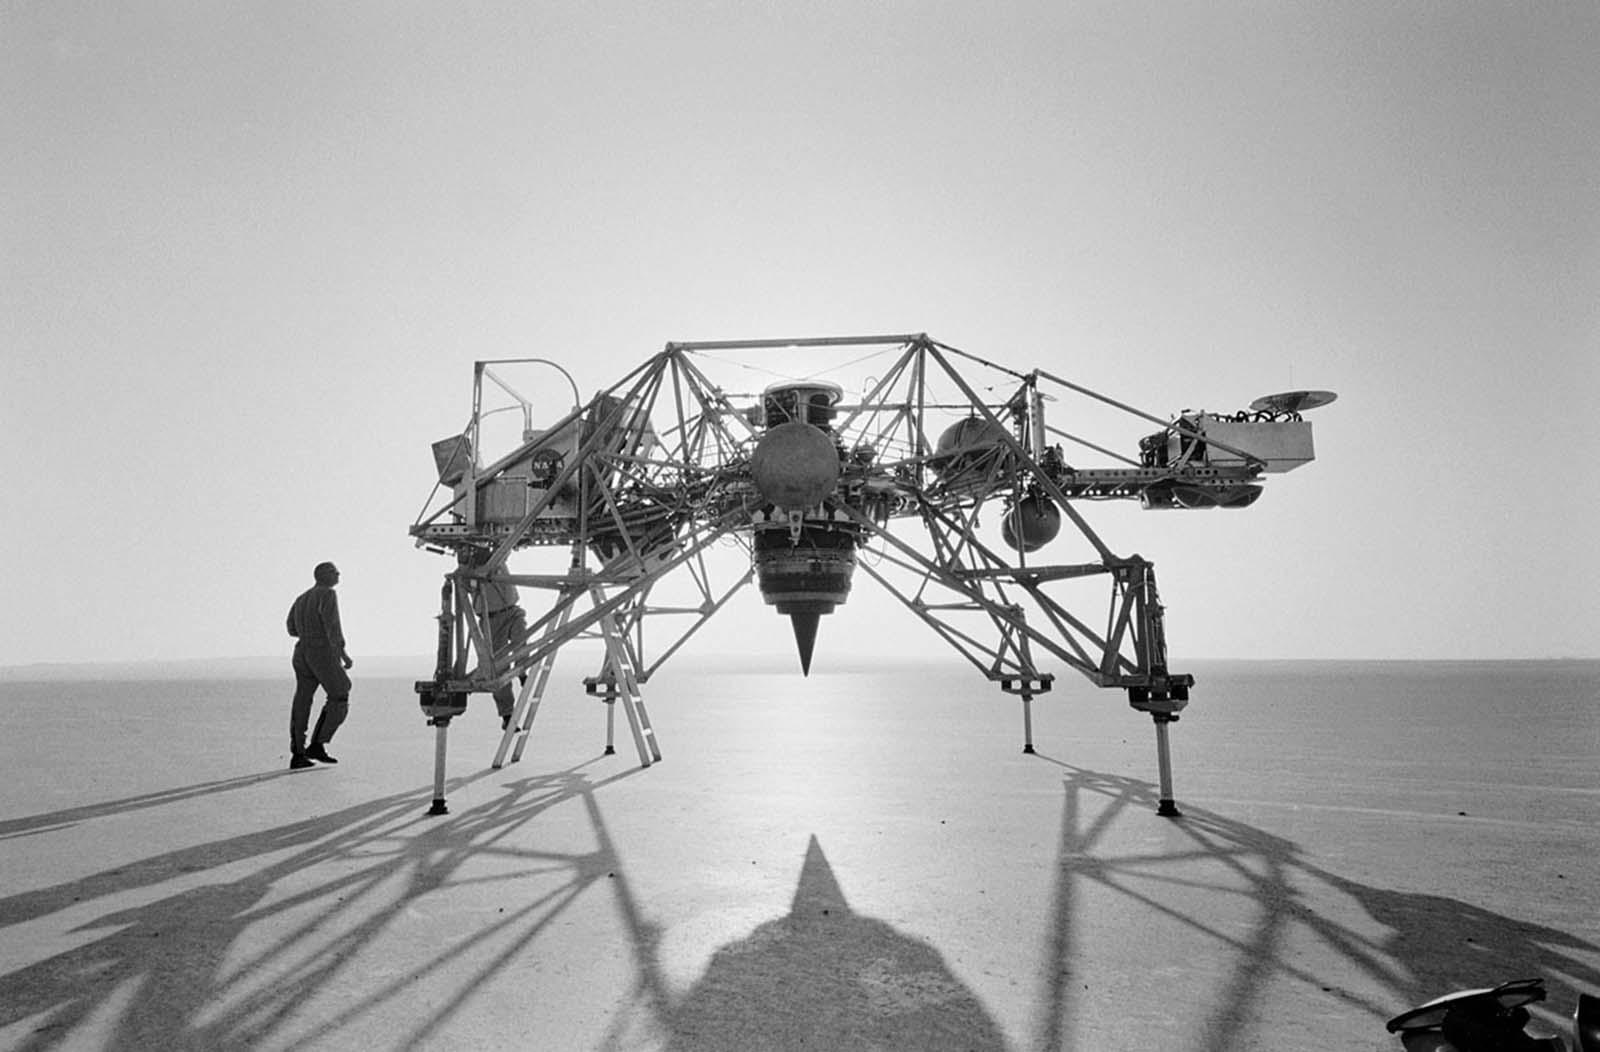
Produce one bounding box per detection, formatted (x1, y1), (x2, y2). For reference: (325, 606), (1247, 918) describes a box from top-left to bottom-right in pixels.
(590, 585), (660, 767)
(492, 597), (575, 769)
(491, 585), (661, 769)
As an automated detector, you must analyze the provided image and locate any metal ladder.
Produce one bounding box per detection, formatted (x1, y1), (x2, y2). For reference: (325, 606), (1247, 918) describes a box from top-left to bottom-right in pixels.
(490, 585), (661, 769)
(590, 584), (660, 767)
(492, 597), (575, 769)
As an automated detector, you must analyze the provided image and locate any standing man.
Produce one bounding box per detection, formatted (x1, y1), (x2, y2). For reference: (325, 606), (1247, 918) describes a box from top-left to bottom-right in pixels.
(286, 561), (353, 769)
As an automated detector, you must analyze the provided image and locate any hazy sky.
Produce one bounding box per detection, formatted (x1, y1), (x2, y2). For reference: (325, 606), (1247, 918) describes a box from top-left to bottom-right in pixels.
(4, 2), (1597, 666)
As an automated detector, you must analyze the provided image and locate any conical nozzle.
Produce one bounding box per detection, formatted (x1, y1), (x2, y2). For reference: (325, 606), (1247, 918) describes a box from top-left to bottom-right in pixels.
(789, 612), (820, 676)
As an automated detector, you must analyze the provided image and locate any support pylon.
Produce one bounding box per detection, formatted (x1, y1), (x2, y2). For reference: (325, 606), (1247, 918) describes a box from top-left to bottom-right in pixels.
(1152, 713), (1181, 817)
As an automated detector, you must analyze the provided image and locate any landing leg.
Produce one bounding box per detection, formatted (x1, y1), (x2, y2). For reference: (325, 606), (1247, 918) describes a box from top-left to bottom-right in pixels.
(1152, 714), (1181, 818)
(604, 697), (616, 755)
(1021, 691), (1036, 754)
(427, 718), (452, 816)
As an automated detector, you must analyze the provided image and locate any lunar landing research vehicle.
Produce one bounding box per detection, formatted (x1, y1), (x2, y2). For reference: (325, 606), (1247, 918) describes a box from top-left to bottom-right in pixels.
(410, 334), (1333, 815)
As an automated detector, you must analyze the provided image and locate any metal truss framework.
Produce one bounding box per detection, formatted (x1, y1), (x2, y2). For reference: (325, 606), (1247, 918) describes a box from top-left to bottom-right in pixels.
(411, 334), (1288, 817)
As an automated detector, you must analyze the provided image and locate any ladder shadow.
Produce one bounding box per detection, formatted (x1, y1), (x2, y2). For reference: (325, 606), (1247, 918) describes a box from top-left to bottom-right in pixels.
(1030, 759), (1600, 1051)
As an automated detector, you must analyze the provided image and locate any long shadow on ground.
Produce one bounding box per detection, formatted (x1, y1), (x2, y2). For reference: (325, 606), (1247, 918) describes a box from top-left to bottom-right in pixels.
(3, 764), (1012, 1052)
(0, 762), (625, 1051)
(1033, 761), (1600, 1051)
(0, 772), (294, 843)
(10, 759), (1588, 1051)
(661, 835), (1008, 1052)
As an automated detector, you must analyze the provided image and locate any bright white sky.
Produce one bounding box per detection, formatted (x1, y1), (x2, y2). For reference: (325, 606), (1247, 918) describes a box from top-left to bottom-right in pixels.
(4, 2), (1597, 666)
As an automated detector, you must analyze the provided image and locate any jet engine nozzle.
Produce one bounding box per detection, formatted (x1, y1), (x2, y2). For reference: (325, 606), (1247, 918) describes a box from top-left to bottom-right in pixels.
(753, 526), (858, 675)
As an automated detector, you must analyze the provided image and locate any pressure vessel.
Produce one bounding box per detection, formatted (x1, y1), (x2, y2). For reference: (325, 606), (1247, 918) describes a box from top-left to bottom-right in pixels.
(1001, 493), (1062, 552)
(752, 421), (841, 509)
(931, 417), (1013, 495)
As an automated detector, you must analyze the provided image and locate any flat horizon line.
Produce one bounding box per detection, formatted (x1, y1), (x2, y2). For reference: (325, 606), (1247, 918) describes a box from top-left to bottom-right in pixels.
(3, 653), (1597, 683)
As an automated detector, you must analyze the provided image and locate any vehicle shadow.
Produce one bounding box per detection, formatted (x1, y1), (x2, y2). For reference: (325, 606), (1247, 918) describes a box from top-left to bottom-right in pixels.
(1, 756), (1017, 1051)
(11, 754), (1585, 1051)
(0, 761), (633, 1051)
(1031, 760), (1600, 1052)
(658, 834), (1009, 1052)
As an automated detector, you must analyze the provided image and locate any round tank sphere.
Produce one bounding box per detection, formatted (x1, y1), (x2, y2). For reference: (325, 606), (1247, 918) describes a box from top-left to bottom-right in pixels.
(1001, 494), (1062, 552)
(752, 421), (841, 508)
(932, 418), (1014, 493)
(934, 417), (1010, 463)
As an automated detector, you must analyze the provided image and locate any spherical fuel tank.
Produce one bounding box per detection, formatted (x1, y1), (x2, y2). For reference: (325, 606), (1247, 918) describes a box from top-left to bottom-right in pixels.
(931, 417), (1013, 494)
(1000, 493), (1062, 552)
(752, 421), (841, 509)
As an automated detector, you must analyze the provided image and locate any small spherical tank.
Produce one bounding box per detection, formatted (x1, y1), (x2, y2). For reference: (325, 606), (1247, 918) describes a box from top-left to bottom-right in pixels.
(934, 417), (1011, 465)
(1001, 493), (1062, 552)
(752, 421), (841, 509)
(932, 417), (1014, 493)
